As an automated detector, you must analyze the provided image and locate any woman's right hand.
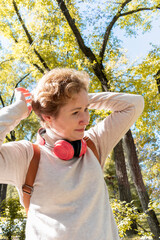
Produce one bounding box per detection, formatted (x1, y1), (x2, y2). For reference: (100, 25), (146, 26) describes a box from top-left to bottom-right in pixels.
(15, 87), (32, 115)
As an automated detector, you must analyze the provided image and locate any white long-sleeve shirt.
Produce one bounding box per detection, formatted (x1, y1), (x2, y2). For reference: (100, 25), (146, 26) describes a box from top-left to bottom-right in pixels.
(0, 92), (144, 240)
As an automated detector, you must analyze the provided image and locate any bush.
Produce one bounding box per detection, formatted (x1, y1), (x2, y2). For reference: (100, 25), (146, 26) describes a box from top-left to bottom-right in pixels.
(0, 198), (26, 240)
(111, 199), (153, 239)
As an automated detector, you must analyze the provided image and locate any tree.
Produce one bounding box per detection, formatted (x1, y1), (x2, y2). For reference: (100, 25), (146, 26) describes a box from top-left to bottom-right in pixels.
(123, 130), (160, 239)
(113, 140), (132, 203)
(0, 0), (160, 238)
(0, 198), (26, 240)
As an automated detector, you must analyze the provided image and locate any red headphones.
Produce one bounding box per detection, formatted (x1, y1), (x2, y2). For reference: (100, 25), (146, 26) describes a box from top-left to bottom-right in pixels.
(36, 128), (87, 161)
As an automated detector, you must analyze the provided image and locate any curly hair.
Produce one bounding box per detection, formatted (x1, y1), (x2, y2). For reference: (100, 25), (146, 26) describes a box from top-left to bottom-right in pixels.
(31, 68), (89, 128)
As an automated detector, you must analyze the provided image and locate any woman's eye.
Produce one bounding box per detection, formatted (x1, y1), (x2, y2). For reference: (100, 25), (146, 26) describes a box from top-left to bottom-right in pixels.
(84, 108), (88, 112)
(72, 111), (78, 115)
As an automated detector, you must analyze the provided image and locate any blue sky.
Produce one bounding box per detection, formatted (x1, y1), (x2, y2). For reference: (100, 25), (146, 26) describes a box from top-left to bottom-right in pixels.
(114, 17), (160, 61)
(76, 0), (160, 64)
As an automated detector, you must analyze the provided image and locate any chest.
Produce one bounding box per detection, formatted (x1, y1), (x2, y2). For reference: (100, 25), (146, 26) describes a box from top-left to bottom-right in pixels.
(31, 147), (104, 209)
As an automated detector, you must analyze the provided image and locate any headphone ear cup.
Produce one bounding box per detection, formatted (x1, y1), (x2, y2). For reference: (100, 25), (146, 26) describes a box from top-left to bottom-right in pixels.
(53, 140), (74, 161)
(79, 139), (87, 157)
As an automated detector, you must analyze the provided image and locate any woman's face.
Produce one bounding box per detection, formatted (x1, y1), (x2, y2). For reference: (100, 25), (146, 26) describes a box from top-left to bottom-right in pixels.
(47, 89), (90, 141)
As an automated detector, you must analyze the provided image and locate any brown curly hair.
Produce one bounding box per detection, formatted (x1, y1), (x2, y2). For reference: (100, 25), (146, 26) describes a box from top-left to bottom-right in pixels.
(31, 68), (89, 128)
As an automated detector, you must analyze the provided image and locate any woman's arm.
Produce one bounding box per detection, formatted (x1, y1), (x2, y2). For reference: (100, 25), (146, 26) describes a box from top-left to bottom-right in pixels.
(0, 90), (33, 186)
(86, 92), (144, 168)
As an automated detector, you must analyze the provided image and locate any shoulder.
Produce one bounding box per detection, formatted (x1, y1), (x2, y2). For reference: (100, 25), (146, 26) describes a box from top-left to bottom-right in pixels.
(1, 140), (34, 164)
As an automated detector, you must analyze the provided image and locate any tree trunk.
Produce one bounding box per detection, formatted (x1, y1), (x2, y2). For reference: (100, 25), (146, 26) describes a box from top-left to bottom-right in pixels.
(113, 140), (137, 235)
(113, 140), (132, 202)
(123, 129), (160, 240)
(0, 184), (7, 202)
(0, 184), (7, 215)
(154, 69), (160, 94)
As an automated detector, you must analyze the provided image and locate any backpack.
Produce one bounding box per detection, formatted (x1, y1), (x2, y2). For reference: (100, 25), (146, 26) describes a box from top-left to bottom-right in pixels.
(22, 137), (100, 215)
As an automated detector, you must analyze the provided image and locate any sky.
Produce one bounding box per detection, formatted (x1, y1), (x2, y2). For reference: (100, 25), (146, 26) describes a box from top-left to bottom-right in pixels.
(75, 0), (160, 64)
(114, 17), (160, 62)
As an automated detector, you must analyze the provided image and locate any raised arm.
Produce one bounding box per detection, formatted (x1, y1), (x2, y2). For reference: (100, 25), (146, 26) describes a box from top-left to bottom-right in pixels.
(0, 88), (33, 186)
(86, 91), (144, 168)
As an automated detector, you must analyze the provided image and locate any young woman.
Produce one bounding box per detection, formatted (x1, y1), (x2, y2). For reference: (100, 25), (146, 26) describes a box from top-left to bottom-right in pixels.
(0, 68), (144, 240)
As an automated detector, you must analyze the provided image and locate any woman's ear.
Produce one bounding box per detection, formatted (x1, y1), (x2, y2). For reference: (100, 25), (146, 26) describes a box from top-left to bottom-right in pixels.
(41, 114), (52, 123)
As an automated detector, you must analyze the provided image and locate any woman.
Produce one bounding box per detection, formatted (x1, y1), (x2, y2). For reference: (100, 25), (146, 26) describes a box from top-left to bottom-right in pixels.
(0, 68), (144, 240)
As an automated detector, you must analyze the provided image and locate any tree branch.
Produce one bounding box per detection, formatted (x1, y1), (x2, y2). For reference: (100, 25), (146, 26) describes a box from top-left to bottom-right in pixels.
(10, 73), (30, 104)
(5, 135), (11, 142)
(56, 0), (110, 91)
(0, 58), (14, 67)
(12, 0), (33, 44)
(0, 95), (5, 107)
(33, 49), (49, 71)
(154, 69), (160, 94)
(10, 130), (16, 141)
(99, 0), (132, 62)
(56, 0), (97, 62)
(11, 33), (18, 43)
(7, 21), (19, 43)
(0, 73), (29, 142)
(33, 63), (44, 74)
(12, 0), (50, 71)
(99, 1), (160, 63)
(120, 6), (160, 17)
(131, 218), (149, 233)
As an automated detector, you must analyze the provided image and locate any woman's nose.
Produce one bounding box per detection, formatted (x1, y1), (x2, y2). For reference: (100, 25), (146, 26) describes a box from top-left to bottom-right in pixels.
(79, 112), (90, 125)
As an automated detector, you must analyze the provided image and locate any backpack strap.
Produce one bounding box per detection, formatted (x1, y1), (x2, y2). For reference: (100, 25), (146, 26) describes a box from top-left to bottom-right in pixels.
(22, 138), (100, 215)
(22, 144), (40, 215)
(84, 136), (100, 164)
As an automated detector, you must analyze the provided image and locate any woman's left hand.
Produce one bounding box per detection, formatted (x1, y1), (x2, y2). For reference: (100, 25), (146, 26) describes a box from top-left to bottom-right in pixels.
(15, 87), (32, 114)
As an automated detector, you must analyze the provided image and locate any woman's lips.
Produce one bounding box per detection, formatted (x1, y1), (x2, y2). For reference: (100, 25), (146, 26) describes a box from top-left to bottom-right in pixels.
(75, 129), (85, 132)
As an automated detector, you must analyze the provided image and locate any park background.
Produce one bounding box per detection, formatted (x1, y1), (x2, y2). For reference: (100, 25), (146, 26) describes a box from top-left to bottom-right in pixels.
(0, 0), (160, 239)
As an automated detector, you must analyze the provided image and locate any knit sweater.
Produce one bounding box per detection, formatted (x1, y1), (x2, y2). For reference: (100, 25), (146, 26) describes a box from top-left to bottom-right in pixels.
(0, 91), (144, 240)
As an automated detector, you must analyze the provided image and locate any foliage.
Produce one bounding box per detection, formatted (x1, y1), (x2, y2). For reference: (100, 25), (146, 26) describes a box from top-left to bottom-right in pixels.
(111, 200), (153, 239)
(0, 0), (159, 143)
(6, 185), (19, 200)
(125, 45), (160, 204)
(0, 198), (26, 240)
(0, 0), (160, 237)
(104, 153), (119, 199)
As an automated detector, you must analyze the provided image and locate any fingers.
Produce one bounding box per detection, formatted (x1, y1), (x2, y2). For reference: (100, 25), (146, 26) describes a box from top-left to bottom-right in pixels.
(23, 92), (31, 97)
(28, 105), (32, 114)
(26, 99), (32, 103)
(16, 87), (31, 97)
(16, 87), (29, 93)
(15, 87), (32, 114)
